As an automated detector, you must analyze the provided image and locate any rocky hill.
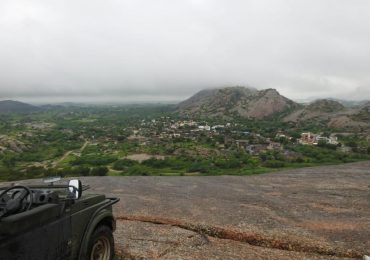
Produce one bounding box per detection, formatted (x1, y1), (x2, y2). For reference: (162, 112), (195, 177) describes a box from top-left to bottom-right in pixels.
(177, 87), (299, 119)
(284, 99), (370, 131)
(306, 99), (345, 113)
(284, 99), (346, 122)
(351, 104), (370, 121)
(177, 88), (370, 131)
(0, 100), (40, 113)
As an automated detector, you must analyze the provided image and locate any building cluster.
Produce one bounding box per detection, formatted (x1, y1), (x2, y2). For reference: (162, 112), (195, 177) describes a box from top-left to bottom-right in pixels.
(128, 119), (229, 143)
(299, 132), (338, 145)
(235, 137), (283, 155)
(120, 118), (352, 156)
(125, 118), (289, 155)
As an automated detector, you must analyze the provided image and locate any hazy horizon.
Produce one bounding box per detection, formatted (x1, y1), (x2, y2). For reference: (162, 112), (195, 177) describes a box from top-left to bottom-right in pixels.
(2, 85), (370, 106)
(1, 0), (370, 102)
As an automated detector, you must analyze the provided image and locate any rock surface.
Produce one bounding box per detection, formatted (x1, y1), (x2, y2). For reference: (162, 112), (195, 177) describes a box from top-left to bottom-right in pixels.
(5, 161), (369, 259)
(84, 161), (370, 259)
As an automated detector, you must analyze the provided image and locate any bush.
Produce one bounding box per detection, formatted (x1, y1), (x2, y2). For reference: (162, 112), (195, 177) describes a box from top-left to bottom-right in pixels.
(142, 157), (189, 170)
(24, 166), (45, 178)
(263, 160), (285, 168)
(2, 153), (17, 168)
(90, 166), (109, 176)
(294, 157), (305, 163)
(126, 165), (151, 176)
(56, 166), (90, 177)
(71, 154), (117, 166)
(142, 158), (167, 168)
(213, 158), (242, 169)
(188, 161), (211, 173)
(0, 168), (21, 181)
(113, 159), (137, 170)
(73, 166), (91, 176)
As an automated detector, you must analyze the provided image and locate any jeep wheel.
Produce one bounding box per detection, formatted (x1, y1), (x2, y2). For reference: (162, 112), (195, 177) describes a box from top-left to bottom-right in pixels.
(88, 225), (114, 260)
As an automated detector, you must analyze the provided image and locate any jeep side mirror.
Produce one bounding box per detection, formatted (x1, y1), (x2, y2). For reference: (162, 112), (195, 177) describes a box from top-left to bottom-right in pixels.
(69, 179), (82, 199)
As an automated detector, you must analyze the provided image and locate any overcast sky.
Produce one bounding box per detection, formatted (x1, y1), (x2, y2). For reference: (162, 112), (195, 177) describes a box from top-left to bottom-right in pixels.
(0, 0), (369, 103)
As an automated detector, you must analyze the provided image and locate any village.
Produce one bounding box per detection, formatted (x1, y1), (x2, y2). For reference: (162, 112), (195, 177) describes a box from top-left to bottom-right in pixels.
(117, 117), (349, 156)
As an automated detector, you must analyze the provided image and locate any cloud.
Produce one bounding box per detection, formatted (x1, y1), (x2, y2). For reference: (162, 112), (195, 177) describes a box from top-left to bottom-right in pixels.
(0, 0), (369, 102)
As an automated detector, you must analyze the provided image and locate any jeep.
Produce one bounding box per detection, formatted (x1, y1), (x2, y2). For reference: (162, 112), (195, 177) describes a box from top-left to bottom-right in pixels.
(0, 178), (120, 260)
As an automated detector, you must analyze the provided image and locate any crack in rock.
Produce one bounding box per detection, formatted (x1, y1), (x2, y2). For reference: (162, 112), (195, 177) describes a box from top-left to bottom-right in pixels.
(157, 244), (178, 258)
(127, 238), (180, 245)
(116, 215), (362, 259)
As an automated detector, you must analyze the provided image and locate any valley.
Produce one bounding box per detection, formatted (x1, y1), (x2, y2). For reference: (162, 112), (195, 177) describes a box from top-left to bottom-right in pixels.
(0, 87), (369, 181)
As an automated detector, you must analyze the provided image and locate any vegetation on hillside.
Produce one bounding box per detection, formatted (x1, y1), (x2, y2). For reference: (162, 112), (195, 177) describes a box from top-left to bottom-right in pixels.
(0, 104), (369, 181)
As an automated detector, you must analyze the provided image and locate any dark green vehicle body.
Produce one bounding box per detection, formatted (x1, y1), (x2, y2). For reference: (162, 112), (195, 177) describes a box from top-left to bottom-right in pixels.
(0, 182), (119, 260)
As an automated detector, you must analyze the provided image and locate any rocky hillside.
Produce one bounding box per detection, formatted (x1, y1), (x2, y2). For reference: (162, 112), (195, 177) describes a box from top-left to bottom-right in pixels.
(0, 135), (29, 154)
(306, 99), (345, 112)
(0, 100), (40, 113)
(284, 99), (370, 131)
(177, 88), (370, 131)
(351, 104), (370, 121)
(177, 87), (299, 119)
(284, 99), (346, 122)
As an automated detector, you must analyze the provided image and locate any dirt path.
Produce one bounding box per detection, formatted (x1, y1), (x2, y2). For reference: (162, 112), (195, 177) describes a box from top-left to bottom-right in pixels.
(52, 140), (89, 167)
(79, 140), (89, 153)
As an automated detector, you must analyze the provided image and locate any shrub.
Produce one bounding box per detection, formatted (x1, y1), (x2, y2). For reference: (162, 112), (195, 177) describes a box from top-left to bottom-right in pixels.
(294, 157), (305, 163)
(214, 158), (241, 169)
(90, 166), (109, 176)
(127, 165), (151, 176)
(142, 158), (167, 168)
(71, 154), (117, 166)
(113, 159), (137, 170)
(188, 161), (210, 173)
(74, 166), (91, 176)
(263, 160), (285, 168)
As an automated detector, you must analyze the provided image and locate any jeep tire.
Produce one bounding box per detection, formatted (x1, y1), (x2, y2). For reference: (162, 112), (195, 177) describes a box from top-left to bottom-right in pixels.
(88, 225), (114, 260)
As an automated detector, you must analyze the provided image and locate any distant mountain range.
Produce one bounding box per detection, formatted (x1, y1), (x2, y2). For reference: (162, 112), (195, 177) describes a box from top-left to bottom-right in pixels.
(0, 100), (40, 113)
(1, 88), (369, 131)
(0, 100), (88, 113)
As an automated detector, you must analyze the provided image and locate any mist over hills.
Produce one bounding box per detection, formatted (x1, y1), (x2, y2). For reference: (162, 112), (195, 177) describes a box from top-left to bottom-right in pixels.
(0, 100), (40, 113)
(1, 86), (369, 131)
